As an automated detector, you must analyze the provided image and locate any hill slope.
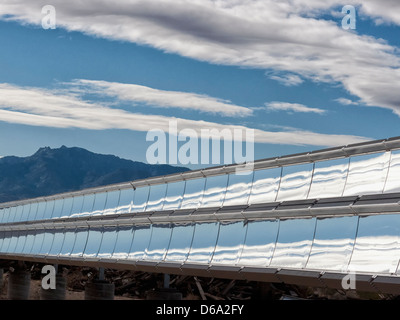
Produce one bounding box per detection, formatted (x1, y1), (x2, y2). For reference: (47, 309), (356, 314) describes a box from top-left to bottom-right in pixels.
(0, 146), (189, 203)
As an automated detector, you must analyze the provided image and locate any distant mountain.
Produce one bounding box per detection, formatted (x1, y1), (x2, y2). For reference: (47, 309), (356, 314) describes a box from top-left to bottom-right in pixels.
(0, 146), (189, 203)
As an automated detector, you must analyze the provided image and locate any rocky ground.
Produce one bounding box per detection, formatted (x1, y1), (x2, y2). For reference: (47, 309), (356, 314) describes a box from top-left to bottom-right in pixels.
(0, 261), (395, 300)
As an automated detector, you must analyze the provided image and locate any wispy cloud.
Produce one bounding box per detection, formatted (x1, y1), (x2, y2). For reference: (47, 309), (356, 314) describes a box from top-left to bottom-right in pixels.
(0, 82), (368, 147)
(268, 73), (304, 87)
(265, 101), (326, 114)
(69, 79), (252, 117)
(1, 0), (399, 116)
(335, 98), (360, 106)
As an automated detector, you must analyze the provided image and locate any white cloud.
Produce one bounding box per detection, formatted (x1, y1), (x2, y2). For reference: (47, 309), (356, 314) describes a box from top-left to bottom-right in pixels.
(0, 82), (368, 147)
(266, 102), (326, 114)
(69, 79), (252, 117)
(335, 98), (359, 106)
(268, 73), (304, 87)
(1, 0), (399, 117)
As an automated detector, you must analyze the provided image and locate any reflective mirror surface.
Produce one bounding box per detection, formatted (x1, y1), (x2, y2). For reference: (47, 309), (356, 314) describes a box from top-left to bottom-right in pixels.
(128, 226), (151, 260)
(103, 190), (120, 215)
(384, 150), (400, 193)
(180, 178), (205, 209)
(270, 218), (316, 268)
(276, 164), (314, 201)
(79, 194), (95, 217)
(144, 224), (172, 261)
(70, 228), (89, 257)
(92, 193), (107, 216)
(39, 231), (55, 255)
(223, 173), (254, 206)
(238, 219), (279, 266)
(97, 227), (118, 258)
(164, 223), (195, 262)
(59, 228), (77, 256)
(131, 186), (149, 213)
(112, 226), (134, 260)
(48, 230), (65, 256)
(69, 196), (84, 218)
(116, 188), (135, 214)
(343, 152), (390, 196)
(163, 181), (186, 210)
(307, 216), (358, 271)
(349, 214), (400, 273)
(186, 222), (219, 263)
(308, 158), (349, 199)
(212, 221), (247, 264)
(51, 199), (64, 219)
(200, 175), (228, 208)
(145, 184), (167, 212)
(83, 227), (103, 257)
(248, 168), (281, 204)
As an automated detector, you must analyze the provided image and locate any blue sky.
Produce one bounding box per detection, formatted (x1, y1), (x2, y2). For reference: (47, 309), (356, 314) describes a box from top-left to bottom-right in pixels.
(0, 1), (400, 169)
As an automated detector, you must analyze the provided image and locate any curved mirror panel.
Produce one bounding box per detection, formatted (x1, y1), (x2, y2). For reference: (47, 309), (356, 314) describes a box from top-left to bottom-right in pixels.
(308, 158), (349, 199)
(103, 190), (120, 215)
(76, 194), (95, 217)
(349, 214), (400, 274)
(270, 218), (316, 268)
(384, 150), (400, 193)
(131, 186), (150, 213)
(92, 192), (107, 216)
(34, 202), (47, 221)
(113, 226), (135, 260)
(164, 223), (195, 262)
(144, 224), (172, 261)
(12, 206), (24, 223)
(5, 231), (19, 253)
(343, 152), (390, 196)
(200, 175), (229, 208)
(21, 231), (35, 254)
(238, 219), (279, 266)
(276, 164), (313, 201)
(0, 231), (5, 251)
(69, 196), (84, 218)
(186, 222), (219, 264)
(59, 228), (77, 256)
(51, 199), (65, 219)
(128, 226), (152, 261)
(70, 228), (89, 257)
(180, 178), (205, 209)
(83, 227), (103, 257)
(223, 173), (254, 206)
(39, 231), (55, 255)
(48, 229), (65, 256)
(249, 168), (281, 204)
(0, 231), (12, 252)
(0, 208), (7, 224)
(145, 184), (168, 212)
(6, 206), (17, 223)
(212, 221), (247, 265)
(14, 232), (27, 254)
(19, 204), (32, 222)
(307, 216), (358, 271)
(116, 188), (135, 214)
(30, 231), (45, 255)
(59, 197), (73, 218)
(42, 200), (55, 220)
(163, 181), (186, 210)
(97, 227), (118, 259)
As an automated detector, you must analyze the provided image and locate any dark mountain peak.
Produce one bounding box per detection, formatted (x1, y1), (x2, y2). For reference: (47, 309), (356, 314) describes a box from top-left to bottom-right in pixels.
(0, 146), (189, 203)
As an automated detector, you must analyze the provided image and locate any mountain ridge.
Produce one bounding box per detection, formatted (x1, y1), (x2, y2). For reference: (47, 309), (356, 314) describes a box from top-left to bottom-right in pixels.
(0, 146), (189, 203)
